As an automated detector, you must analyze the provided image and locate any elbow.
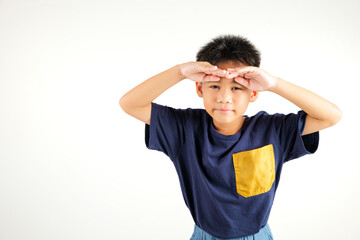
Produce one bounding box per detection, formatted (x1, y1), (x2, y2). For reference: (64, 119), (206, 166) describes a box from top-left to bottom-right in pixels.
(328, 107), (343, 127)
(119, 95), (129, 113)
(334, 108), (343, 125)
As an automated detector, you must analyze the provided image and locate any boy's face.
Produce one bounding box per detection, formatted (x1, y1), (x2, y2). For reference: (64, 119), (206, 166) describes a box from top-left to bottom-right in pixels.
(196, 61), (258, 135)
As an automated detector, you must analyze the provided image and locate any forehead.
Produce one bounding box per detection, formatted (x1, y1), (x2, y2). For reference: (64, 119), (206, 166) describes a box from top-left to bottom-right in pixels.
(216, 60), (246, 69)
(216, 78), (243, 86)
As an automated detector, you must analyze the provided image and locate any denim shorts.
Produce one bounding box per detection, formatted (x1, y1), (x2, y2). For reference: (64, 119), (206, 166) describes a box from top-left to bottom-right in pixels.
(190, 224), (274, 240)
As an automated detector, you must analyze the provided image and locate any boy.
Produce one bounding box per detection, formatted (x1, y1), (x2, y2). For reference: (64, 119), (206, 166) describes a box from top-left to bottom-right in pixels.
(119, 35), (342, 239)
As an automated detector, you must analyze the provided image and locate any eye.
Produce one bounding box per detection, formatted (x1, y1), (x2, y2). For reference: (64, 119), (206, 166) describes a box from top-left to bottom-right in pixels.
(210, 85), (220, 89)
(232, 87), (242, 90)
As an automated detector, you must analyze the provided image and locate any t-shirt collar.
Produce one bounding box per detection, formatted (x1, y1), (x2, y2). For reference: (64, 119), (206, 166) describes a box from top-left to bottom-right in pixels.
(209, 117), (248, 141)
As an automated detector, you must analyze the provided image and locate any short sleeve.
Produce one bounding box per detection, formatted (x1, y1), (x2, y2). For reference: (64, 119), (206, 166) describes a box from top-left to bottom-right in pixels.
(145, 102), (186, 159)
(276, 110), (319, 162)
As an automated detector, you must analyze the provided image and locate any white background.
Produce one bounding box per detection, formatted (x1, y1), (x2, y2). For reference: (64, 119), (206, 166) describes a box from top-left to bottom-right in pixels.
(1, 0), (359, 239)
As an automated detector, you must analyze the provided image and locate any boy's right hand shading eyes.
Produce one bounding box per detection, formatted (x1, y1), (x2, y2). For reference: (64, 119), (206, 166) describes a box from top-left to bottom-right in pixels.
(179, 61), (227, 82)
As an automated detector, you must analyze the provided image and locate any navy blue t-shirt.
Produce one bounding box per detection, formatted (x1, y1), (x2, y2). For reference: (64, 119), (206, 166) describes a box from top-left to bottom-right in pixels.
(145, 102), (319, 238)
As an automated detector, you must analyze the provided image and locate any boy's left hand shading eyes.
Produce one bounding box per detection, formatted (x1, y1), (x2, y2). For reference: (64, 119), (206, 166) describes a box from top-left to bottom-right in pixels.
(225, 67), (278, 91)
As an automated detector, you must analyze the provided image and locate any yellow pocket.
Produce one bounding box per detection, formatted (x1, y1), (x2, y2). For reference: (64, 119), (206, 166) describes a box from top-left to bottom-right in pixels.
(233, 144), (275, 198)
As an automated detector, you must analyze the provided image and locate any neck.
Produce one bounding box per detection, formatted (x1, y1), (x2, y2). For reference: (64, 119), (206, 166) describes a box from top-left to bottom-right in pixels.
(213, 117), (245, 136)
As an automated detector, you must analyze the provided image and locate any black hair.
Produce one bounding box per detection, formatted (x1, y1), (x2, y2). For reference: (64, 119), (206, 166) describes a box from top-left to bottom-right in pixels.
(196, 35), (261, 67)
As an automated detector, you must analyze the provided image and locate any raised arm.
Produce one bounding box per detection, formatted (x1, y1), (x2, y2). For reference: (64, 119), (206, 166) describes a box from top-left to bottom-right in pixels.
(119, 62), (226, 124)
(226, 67), (342, 135)
(269, 78), (342, 135)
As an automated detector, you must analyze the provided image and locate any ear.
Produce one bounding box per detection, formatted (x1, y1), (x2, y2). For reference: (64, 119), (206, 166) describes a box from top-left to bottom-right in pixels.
(250, 91), (258, 102)
(196, 82), (203, 98)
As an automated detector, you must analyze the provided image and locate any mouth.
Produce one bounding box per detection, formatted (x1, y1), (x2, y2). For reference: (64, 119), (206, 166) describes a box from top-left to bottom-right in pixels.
(216, 109), (233, 114)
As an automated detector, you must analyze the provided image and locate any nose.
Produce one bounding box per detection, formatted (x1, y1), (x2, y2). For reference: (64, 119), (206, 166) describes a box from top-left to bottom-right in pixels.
(217, 88), (232, 103)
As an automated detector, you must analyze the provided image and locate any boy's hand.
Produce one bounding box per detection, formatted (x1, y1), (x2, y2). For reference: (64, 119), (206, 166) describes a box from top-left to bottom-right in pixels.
(226, 67), (278, 91)
(179, 62), (228, 82)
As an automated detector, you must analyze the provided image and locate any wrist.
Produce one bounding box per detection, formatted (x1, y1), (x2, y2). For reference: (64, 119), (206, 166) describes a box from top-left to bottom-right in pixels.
(268, 77), (282, 93)
(175, 63), (187, 81)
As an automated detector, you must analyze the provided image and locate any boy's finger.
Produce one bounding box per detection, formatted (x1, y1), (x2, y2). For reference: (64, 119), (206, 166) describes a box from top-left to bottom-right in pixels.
(205, 69), (227, 77)
(226, 68), (249, 78)
(203, 75), (220, 82)
(202, 69), (215, 75)
(234, 77), (249, 87)
(236, 67), (257, 74)
(212, 70), (228, 76)
(202, 64), (217, 71)
(206, 66), (218, 72)
(225, 72), (239, 79)
(234, 69), (252, 78)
